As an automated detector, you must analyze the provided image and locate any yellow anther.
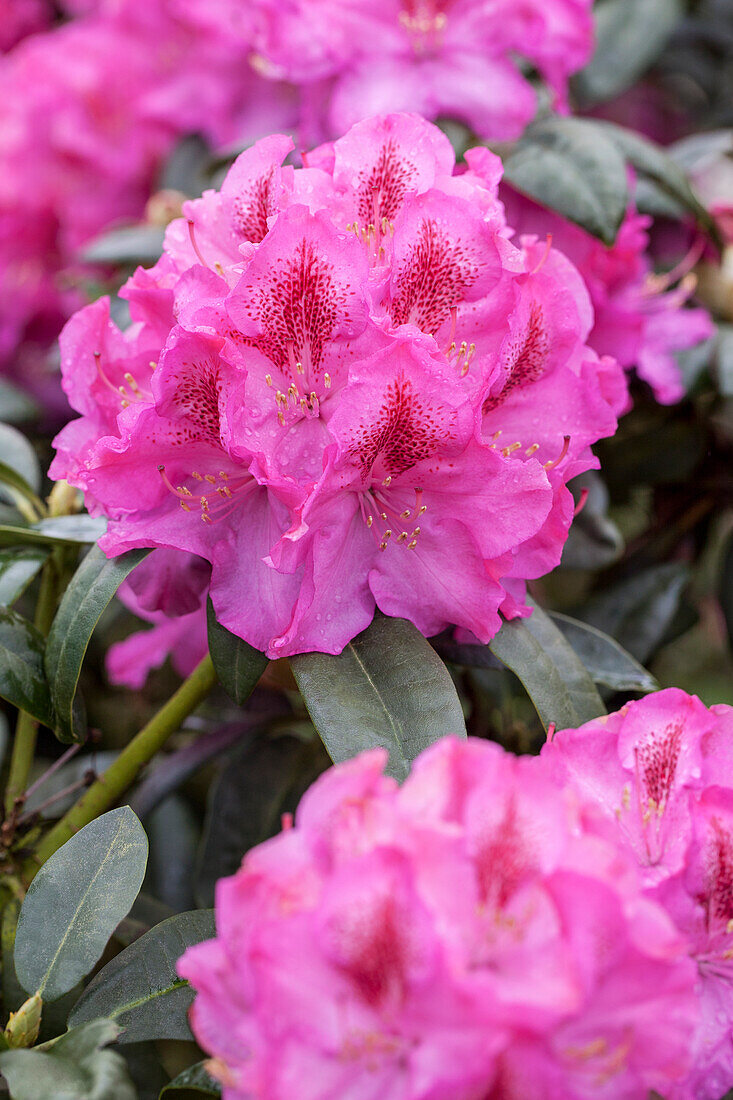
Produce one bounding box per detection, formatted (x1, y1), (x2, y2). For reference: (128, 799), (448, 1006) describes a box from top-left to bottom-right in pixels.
(192, 471), (203, 481)
(525, 443), (540, 456)
(383, 476), (392, 487)
(324, 373), (332, 388)
(407, 539), (418, 550)
(265, 374), (273, 386)
(205, 474), (217, 484)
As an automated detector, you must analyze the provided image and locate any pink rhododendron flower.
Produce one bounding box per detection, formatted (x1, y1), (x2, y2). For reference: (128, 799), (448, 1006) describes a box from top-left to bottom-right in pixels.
(0, 0), (51, 52)
(53, 113), (626, 657)
(106, 548), (210, 688)
(501, 185), (714, 404)
(0, 2), (295, 394)
(542, 689), (733, 1099)
(179, 737), (697, 1099)
(247, 0), (594, 143)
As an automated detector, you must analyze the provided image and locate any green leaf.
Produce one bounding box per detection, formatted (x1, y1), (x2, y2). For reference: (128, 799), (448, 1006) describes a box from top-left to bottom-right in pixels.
(0, 423), (41, 493)
(290, 612), (466, 781)
(0, 606), (53, 728)
(160, 1062), (222, 1098)
(206, 598), (268, 705)
(0, 379), (39, 425)
(69, 909), (215, 1043)
(488, 600), (606, 730)
(597, 122), (722, 245)
(0, 1019), (135, 1100)
(82, 225), (165, 265)
(578, 562), (691, 664)
(0, 514), (108, 549)
(195, 733), (324, 907)
(720, 530), (733, 653)
(15, 807), (148, 1002)
(548, 612), (659, 693)
(0, 546), (49, 606)
(574, 0), (684, 107)
(45, 545), (150, 741)
(560, 472), (624, 570)
(502, 116), (628, 244)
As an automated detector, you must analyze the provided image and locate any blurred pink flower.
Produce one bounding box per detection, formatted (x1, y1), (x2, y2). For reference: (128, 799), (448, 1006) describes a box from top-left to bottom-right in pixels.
(106, 548), (210, 688)
(543, 689), (733, 1099)
(0, 0), (51, 52)
(501, 185), (714, 404)
(179, 737), (697, 1099)
(0, 1), (295, 394)
(53, 114), (624, 657)
(247, 0), (594, 143)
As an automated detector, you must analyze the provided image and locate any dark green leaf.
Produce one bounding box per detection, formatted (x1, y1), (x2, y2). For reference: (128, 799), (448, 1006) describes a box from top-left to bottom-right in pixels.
(548, 612), (659, 693)
(489, 599), (606, 730)
(45, 545), (150, 741)
(206, 598), (268, 705)
(560, 472), (624, 570)
(719, 532), (733, 654)
(0, 547), (49, 606)
(159, 134), (212, 196)
(0, 515), (107, 549)
(0, 424), (41, 493)
(0, 380), (39, 426)
(144, 795), (199, 912)
(0, 1019), (135, 1100)
(69, 909), (215, 1043)
(195, 733), (324, 907)
(15, 807), (148, 1001)
(0, 606), (53, 728)
(83, 225), (165, 265)
(291, 613), (466, 780)
(160, 1062), (221, 1098)
(578, 562), (690, 663)
(574, 0), (684, 106)
(597, 122), (722, 245)
(502, 116), (628, 244)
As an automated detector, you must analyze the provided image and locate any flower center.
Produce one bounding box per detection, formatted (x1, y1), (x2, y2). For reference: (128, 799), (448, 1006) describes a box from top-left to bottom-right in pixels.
(398, 0), (448, 51)
(157, 465), (255, 525)
(358, 482), (426, 552)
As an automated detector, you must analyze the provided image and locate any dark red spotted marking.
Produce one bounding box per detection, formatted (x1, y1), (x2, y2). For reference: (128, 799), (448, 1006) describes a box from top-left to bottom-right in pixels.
(357, 139), (417, 228)
(637, 722), (682, 808)
(390, 218), (480, 335)
(232, 170), (275, 243)
(347, 376), (448, 479)
(474, 798), (532, 910)
(483, 301), (548, 413)
(332, 897), (409, 1008)
(168, 353), (223, 443)
(703, 816), (733, 926)
(245, 238), (343, 375)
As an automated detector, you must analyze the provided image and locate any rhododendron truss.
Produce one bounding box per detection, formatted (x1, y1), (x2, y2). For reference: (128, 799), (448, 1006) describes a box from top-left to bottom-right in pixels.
(51, 113), (627, 658)
(246, 0), (595, 143)
(179, 737), (698, 1100)
(542, 689), (733, 1100)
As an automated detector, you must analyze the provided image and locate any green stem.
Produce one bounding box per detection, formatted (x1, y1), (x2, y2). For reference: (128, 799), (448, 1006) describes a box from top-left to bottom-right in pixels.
(31, 653), (217, 869)
(4, 558), (61, 816)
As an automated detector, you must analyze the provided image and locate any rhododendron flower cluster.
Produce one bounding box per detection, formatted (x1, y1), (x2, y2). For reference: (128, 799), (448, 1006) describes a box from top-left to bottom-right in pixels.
(179, 735), (699, 1099)
(501, 186), (714, 405)
(247, 0), (595, 143)
(0, 0), (294, 396)
(52, 113), (626, 658)
(542, 689), (733, 1100)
